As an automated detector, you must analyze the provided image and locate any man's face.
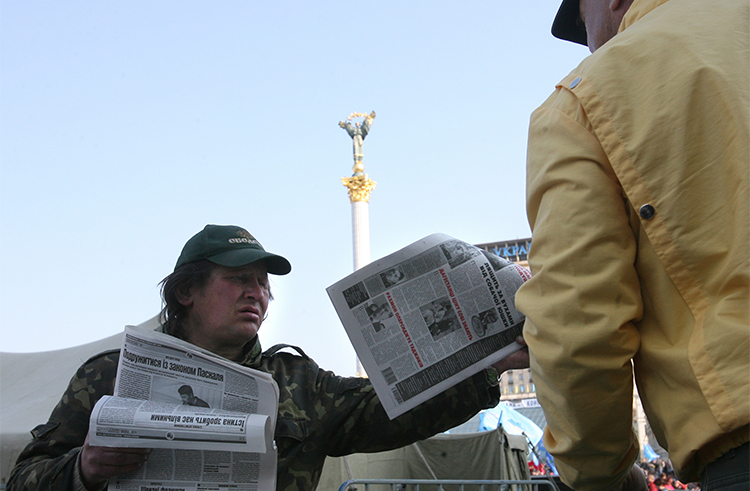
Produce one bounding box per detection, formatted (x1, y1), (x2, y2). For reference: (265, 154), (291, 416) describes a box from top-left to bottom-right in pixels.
(180, 393), (190, 404)
(579, 0), (622, 52)
(373, 304), (391, 321)
(181, 263), (270, 358)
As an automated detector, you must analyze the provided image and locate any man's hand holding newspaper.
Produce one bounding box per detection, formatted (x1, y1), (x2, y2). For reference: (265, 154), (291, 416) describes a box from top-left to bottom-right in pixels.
(80, 433), (151, 490)
(491, 335), (529, 374)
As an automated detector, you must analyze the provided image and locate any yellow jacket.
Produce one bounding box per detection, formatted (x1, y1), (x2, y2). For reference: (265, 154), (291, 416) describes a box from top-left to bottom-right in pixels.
(517, 0), (749, 488)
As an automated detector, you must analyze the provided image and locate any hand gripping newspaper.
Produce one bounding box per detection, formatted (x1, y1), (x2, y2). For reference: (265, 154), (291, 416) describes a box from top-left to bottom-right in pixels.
(88, 324), (279, 491)
(327, 233), (531, 419)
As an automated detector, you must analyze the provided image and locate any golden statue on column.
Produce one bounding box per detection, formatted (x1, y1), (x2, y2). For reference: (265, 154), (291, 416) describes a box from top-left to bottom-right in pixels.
(340, 111), (377, 203)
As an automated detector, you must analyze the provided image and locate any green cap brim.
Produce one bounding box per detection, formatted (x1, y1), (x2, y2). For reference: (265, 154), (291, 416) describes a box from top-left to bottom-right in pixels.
(208, 249), (291, 275)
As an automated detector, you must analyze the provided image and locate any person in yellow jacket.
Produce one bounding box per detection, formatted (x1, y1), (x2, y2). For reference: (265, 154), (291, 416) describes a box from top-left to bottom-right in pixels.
(516, 0), (749, 490)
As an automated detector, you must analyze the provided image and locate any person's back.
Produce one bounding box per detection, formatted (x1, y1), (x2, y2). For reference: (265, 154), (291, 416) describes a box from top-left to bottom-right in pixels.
(580, 0), (749, 477)
(519, 0), (749, 487)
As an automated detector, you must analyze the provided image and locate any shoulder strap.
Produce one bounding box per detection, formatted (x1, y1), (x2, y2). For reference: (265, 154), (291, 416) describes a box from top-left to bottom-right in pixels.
(264, 343), (310, 360)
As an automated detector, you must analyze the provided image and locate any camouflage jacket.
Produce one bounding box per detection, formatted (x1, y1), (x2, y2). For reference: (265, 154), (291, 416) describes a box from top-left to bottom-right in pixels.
(8, 338), (500, 491)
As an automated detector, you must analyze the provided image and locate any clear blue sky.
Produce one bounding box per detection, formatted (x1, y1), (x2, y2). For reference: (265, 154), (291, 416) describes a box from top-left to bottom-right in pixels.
(0, 1), (589, 376)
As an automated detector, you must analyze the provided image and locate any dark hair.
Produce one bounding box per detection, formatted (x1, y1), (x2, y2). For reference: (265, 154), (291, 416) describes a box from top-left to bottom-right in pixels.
(159, 259), (216, 341)
(178, 384), (194, 395)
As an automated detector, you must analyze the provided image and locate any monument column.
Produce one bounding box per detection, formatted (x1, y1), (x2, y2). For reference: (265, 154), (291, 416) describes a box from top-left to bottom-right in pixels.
(339, 111), (377, 270)
(340, 111), (377, 376)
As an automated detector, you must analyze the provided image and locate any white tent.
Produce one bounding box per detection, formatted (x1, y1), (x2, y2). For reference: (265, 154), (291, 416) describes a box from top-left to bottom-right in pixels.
(0, 316), (162, 483)
(0, 333), (123, 482)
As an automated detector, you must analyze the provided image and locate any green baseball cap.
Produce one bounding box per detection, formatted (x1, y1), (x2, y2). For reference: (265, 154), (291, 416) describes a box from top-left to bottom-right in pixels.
(175, 225), (292, 275)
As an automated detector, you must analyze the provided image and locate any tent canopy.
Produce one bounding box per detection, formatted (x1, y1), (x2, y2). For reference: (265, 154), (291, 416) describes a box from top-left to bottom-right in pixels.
(0, 316), (161, 482)
(0, 333), (123, 481)
(318, 427), (530, 489)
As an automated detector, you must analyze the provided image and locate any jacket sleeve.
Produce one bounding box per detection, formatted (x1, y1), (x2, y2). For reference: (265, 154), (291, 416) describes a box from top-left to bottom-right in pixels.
(516, 87), (642, 491)
(7, 351), (118, 491)
(318, 367), (501, 456)
(270, 349), (500, 491)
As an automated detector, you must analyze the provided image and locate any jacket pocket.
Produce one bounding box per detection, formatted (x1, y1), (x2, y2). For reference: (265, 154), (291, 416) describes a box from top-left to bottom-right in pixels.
(275, 417), (308, 442)
(30, 421), (60, 440)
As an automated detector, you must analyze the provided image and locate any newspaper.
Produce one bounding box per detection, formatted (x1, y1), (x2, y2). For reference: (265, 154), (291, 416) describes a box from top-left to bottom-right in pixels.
(327, 233), (532, 419)
(89, 324), (279, 491)
(89, 396), (273, 452)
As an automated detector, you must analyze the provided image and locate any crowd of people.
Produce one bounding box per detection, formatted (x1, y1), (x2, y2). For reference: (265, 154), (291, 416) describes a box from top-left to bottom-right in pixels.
(637, 459), (702, 491)
(529, 457), (706, 490)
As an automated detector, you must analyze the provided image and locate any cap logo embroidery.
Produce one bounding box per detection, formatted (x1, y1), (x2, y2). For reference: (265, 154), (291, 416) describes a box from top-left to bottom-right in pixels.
(227, 229), (260, 245)
(228, 237), (260, 245)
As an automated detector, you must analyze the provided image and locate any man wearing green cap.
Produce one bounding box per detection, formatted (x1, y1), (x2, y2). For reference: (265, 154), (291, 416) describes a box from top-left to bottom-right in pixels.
(516, 0), (749, 490)
(9, 224), (528, 491)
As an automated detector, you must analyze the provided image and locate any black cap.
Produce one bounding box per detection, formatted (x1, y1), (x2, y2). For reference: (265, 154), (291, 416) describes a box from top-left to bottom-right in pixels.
(552, 0), (588, 46)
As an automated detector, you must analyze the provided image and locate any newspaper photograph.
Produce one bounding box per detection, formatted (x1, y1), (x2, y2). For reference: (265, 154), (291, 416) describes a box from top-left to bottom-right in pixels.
(327, 233), (532, 419)
(96, 324), (279, 491)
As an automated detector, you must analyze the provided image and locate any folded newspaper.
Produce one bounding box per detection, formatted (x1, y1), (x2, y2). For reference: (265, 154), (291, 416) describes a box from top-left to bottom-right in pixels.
(327, 233), (532, 420)
(88, 324), (280, 491)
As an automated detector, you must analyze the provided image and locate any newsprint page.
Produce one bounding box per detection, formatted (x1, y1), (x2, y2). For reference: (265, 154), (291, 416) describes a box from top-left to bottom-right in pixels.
(327, 233), (532, 420)
(88, 325), (279, 491)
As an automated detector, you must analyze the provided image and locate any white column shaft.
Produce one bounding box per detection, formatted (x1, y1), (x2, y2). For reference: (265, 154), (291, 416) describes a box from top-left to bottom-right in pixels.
(351, 201), (371, 270)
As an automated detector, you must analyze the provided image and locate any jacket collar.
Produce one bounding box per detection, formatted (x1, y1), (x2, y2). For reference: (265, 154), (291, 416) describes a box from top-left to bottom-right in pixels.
(619, 0), (671, 34)
(237, 337), (263, 367)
